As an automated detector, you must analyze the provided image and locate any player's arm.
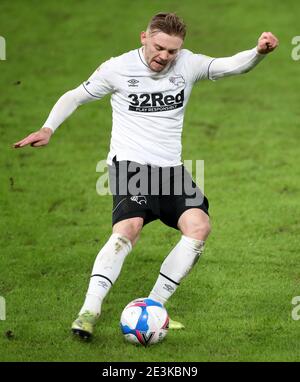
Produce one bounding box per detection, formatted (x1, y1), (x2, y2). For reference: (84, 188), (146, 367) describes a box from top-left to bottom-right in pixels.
(208, 32), (279, 80)
(13, 59), (114, 149)
(13, 86), (97, 148)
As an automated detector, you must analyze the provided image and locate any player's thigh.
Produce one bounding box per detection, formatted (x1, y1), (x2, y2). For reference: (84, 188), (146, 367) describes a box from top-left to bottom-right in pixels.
(113, 217), (144, 246)
(159, 178), (210, 235)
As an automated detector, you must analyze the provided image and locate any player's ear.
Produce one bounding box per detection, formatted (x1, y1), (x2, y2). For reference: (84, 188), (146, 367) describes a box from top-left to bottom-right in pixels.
(140, 31), (147, 45)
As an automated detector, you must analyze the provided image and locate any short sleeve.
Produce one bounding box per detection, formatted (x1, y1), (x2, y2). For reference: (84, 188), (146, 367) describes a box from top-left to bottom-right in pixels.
(82, 59), (115, 99)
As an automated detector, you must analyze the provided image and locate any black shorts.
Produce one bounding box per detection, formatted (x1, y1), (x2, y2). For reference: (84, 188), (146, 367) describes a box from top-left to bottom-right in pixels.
(109, 157), (209, 230)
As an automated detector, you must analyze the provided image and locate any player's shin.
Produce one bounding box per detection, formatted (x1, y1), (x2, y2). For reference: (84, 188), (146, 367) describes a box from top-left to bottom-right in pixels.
(148, 235), (205, 305)
(79, 233), (132, 316)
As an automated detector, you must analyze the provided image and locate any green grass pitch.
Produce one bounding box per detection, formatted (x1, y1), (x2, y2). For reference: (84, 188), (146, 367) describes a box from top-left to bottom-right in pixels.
(1, 0), (300, 362)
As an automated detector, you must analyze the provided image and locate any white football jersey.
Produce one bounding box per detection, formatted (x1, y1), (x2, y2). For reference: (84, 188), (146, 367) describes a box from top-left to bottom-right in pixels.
(83, 48), (214, 167)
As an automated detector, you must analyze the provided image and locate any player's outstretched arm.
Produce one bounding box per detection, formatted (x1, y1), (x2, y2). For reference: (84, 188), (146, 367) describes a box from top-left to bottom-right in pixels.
(208, 32), (279, 80)
(13, 85), (98, 149)
(13, 127), (53, 148)
(13, 59), (114, 149)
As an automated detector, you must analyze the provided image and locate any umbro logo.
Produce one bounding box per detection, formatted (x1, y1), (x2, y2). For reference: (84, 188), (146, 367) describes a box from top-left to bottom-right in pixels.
(130, 196), (147, 205)
(163, 284), (175, 293)
(128, 79), (139, 87)
(98, 280), (109, 289)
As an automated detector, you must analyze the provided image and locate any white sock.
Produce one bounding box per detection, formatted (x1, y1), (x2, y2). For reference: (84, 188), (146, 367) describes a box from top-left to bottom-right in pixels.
(149, 235), (205, 305)
(79, 233), (132, 316)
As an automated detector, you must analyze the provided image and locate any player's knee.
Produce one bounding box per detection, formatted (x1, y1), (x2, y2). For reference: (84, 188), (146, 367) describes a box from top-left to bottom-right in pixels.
(113, 217), (143, 246)
(181, 219), (211, 241)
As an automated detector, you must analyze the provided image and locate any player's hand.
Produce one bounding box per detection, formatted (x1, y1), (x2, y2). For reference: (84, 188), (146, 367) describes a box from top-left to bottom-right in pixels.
(13, 127), (53, 148)
(257, 32), (279, 54)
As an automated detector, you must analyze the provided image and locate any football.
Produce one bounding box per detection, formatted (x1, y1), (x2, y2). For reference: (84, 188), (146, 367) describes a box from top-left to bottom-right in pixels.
(120, 298), (169, 346)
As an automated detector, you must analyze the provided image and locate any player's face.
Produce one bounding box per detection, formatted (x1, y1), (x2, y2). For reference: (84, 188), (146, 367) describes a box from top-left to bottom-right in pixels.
(140, 31), (183, 72)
